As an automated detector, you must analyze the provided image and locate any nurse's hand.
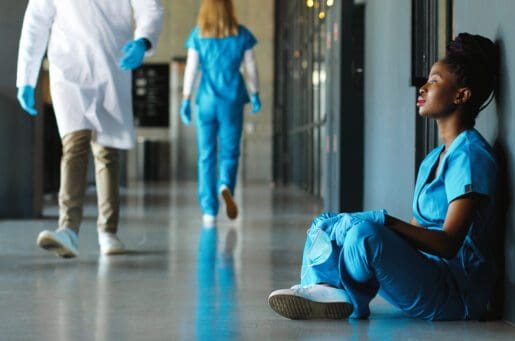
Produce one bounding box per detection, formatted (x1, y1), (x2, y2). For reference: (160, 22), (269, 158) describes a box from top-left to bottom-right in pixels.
(250, 93), (261, 114)
(180, 99), (191, 126)
(119, 38), (148, 71)
(17, 85), (37, 116)
(347, 210), (387, 226)
(313, 210), (387, 246)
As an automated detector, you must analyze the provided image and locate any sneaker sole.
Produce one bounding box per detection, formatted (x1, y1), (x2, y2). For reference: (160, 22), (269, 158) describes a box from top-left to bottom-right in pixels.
(37, 232), (78, 259)
(101, 247), (126, 255)
(221, 189), (238, 220)
(268, 294), (353, 320)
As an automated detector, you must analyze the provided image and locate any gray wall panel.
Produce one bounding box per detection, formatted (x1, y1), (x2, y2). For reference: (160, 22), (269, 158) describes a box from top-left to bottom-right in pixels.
(454, 0), (515, 324)
(0, 1), (39, 217)
(363, 0), (416, 218)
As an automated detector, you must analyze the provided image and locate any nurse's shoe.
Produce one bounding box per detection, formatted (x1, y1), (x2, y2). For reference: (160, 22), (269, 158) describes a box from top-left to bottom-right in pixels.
(268, 284), (353, 320)
(202, 214), (217, 228)
(36, 228), (79, 258)
(98, 231), (125, 255)
(220, 186), (238, 220)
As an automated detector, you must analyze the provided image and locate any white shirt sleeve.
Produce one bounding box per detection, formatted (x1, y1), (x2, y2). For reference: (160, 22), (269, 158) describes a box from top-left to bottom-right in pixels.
(130, 0), (164, 55)
(16, 0), (56, 87)
(244, 48), (260, 94)
(183, 48), (199, 98)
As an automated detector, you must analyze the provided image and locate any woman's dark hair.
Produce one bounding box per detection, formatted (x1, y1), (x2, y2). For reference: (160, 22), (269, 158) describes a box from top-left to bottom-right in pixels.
(442, 33), (498, 124)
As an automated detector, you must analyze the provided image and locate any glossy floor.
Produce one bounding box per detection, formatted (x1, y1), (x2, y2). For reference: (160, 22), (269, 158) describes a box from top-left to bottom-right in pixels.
(0, 182), (513, 340)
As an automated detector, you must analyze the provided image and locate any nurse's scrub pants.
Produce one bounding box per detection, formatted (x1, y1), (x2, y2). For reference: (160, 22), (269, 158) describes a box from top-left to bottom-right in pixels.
(195, 100), (244, 216)
(301, 215), (468, 320)
(58, 130), (120, 235)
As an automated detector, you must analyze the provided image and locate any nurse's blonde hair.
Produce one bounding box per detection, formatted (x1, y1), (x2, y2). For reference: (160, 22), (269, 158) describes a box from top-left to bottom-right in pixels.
(198, 0), (239, 38)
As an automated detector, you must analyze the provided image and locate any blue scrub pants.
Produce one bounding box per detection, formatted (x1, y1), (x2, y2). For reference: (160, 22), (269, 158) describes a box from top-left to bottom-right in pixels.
(196, 100), (244, 216)
(300, 215), (467, 320)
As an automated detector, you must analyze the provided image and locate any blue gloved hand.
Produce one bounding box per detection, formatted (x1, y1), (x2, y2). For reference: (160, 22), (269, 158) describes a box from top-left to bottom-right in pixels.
(313, 209), (387, 246)
(250, 93), (261, 114)
(180, 99), (191, 126)
(17, 85), (37, 116)
(119, 38), (148, 71)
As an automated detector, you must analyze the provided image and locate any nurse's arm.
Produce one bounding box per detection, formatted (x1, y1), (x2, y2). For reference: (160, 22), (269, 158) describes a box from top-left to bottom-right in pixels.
(183, 48), (199, 99)
(243, 49), (260, 94)
(384, 195), (480, 259)
(17, 0), (56, 88)
(410, 218), (423, 227)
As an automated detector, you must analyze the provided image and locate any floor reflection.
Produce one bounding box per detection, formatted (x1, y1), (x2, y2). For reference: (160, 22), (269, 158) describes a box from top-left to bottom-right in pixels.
(95, 256), (110, 341)
(196, 225), (238, 340)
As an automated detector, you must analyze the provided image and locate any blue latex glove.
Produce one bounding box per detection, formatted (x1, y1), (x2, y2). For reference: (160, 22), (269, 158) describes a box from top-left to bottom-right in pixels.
(119, 38), (147, 71)
(250, 93), (261, 114)
(180, 99), (191, 126)
(314, 210), (387, 246)
(17, 85), (37, 116)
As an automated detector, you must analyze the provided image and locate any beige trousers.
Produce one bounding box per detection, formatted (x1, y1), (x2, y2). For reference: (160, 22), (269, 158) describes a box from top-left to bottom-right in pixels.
(58, 130), (120, 234)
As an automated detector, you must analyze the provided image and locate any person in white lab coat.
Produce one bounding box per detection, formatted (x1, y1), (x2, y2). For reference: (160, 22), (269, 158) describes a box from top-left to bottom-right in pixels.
(16, 0), (164, 258)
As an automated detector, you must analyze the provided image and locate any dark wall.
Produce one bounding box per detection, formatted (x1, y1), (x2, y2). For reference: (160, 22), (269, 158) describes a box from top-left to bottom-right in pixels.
(453, 0), (515, 324)
(0, 1), (41, 217)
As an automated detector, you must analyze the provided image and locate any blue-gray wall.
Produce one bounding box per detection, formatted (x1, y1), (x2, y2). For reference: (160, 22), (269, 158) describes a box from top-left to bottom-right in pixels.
(0, 1), (40, 217)
(453, 0), (515, 324)
(363, 0), (416, 218)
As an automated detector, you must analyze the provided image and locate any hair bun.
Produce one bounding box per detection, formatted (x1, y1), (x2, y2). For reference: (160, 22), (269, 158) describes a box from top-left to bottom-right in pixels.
(443, 33), (498, 121)
(447, 33), (498, 79)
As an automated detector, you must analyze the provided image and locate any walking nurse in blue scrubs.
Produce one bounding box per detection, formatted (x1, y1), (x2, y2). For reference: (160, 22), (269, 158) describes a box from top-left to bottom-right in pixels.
(180, 0), (261, 226)
(269, 33), (500, 321)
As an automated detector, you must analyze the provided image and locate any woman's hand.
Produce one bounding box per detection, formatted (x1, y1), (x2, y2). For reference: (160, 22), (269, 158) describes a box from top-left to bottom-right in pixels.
(311, 210), (387, 246)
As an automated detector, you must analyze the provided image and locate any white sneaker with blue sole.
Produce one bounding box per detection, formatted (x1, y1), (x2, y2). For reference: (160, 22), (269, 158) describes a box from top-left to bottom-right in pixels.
(36, 228), (79, 258)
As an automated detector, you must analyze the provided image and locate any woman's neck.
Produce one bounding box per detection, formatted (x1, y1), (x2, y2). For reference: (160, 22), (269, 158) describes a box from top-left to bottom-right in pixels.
(436, 112), (471, 150)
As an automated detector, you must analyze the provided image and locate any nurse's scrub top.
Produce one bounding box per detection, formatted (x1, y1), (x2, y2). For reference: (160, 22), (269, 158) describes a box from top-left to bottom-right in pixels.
(185, 25), (257, 105)
(412, 128), (498, 318)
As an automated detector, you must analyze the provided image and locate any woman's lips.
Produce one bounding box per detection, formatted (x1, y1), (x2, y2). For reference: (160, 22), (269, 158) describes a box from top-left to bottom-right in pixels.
(416, 97), (425, 107)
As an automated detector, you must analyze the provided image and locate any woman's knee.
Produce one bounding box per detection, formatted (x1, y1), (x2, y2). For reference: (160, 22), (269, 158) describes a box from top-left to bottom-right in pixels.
(345, 221), (383, 246)
(343, 222), (384, 282)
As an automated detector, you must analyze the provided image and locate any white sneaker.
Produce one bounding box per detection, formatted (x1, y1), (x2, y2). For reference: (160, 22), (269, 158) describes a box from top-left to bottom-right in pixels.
(98, 231), (125, 255)
(220, 186), (238, 220)
(268, 284), (353, 320)
(37, 228), (79, 258)
(202, 214), (217, 227)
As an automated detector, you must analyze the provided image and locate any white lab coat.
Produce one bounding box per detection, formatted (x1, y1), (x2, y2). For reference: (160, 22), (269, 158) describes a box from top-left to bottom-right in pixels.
(17, 0), (164, 149)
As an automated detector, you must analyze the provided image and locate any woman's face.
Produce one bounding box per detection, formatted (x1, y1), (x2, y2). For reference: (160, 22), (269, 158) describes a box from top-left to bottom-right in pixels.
(417, 61), (461, 118)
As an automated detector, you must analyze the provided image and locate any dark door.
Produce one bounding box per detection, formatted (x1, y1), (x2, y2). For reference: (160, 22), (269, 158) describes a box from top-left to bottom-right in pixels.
(324, 0), (365, 212)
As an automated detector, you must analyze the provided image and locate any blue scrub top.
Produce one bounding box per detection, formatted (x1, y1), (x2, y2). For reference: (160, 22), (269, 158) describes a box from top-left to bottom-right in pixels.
(185, 25), (257, 105)
(412, 128), (497, 317)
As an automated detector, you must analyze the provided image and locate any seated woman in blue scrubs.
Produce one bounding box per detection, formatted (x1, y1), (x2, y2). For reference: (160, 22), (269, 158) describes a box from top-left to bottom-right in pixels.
(180, 0), (261, 226)
(268, 33), (499, 321)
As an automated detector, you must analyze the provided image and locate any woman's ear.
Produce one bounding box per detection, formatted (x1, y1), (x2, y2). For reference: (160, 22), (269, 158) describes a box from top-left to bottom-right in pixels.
(455, 87), (472, 105)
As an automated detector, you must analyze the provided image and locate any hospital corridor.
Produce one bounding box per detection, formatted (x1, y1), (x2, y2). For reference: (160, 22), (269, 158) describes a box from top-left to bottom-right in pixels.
(1, 0), (515, 340)
(0, 182), (514, 339)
